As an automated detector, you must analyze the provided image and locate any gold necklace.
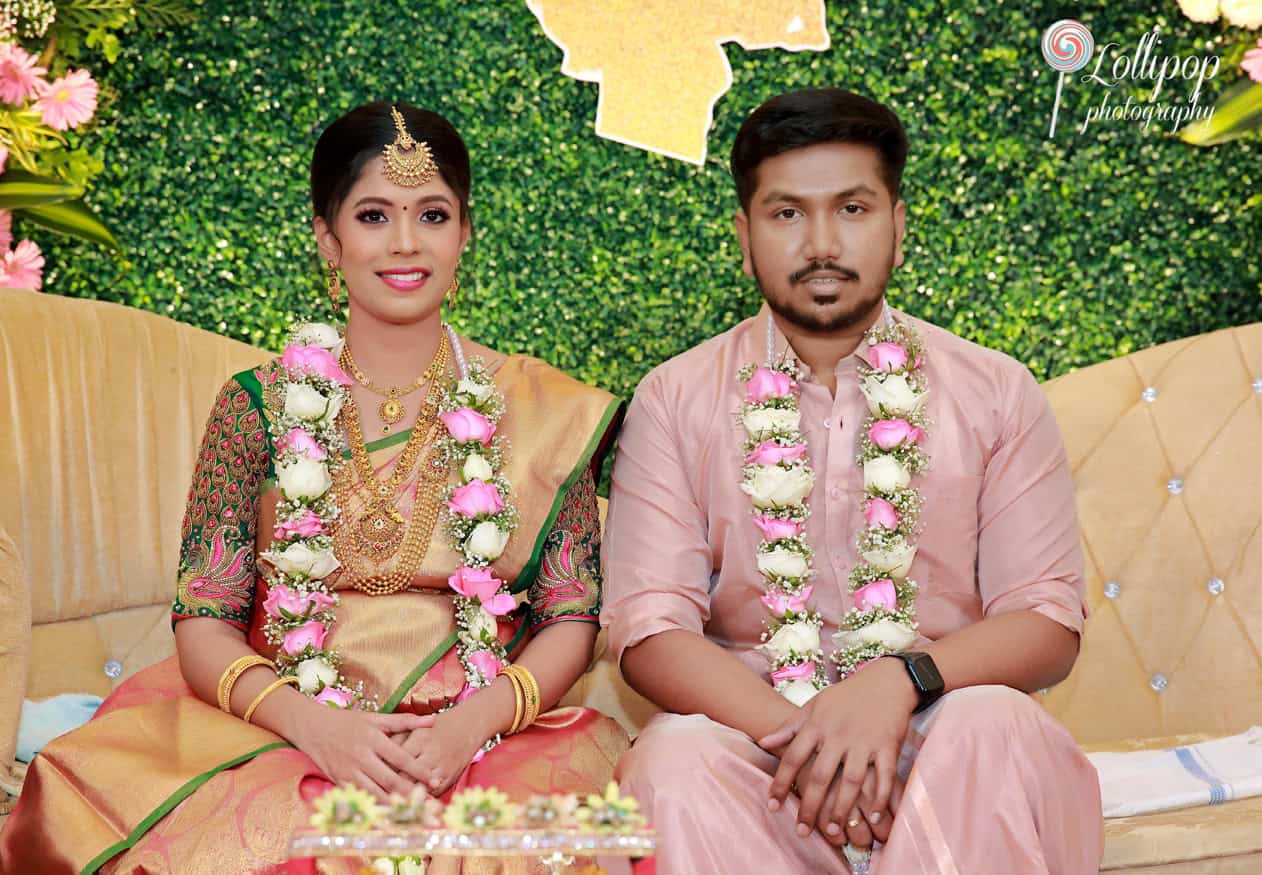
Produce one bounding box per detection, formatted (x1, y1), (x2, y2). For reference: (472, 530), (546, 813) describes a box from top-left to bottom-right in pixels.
(334, 337), (452, 595)
(342, 337), (449, 433)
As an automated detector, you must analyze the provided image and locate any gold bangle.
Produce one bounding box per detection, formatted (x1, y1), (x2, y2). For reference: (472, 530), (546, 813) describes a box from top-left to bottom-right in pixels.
(504, 669), (526, 734)
(504, 664), (541, 731)
(243, 675), (299, 724)
(217, 654), (274, 713)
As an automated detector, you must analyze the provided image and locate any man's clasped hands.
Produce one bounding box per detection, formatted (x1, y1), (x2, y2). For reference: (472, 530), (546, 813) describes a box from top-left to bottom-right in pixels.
(759, 655), (918, 852)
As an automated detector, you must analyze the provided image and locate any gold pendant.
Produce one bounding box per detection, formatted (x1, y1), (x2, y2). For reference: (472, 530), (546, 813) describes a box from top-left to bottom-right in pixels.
(356, 504), (405, 557)
(379, 395), (405, 428)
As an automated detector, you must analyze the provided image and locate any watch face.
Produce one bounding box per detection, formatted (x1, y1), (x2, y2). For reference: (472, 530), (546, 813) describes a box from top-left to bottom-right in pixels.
(907, 653), (945, 693)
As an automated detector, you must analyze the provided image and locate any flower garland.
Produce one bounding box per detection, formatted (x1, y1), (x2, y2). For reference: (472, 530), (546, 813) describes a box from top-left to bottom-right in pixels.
(834, 322), (929, 676)
(260, 322), (366, 709)
(741, 317), (929, 705)
(259, 323), (522, 733)
(437, 335), (521, 736)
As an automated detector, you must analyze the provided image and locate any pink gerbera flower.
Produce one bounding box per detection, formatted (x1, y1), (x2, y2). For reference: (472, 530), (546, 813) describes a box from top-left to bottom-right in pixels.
(0, 44), (48, 106)
(36, 69), (97, 131)
(0, 211), (11, 251)
(0, 146), (8, 174)
(0, 239), (45, 291)
(1244, 39), (1262, 86)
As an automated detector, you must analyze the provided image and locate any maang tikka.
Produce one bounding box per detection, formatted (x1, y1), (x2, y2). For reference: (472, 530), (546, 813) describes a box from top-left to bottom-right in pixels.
(382, 106), (437, 187)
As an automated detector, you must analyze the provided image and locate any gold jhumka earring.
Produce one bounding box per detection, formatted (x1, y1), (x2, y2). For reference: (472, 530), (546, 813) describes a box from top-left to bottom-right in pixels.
(445, 273), (460, 312)
(326, 260), (342, 315)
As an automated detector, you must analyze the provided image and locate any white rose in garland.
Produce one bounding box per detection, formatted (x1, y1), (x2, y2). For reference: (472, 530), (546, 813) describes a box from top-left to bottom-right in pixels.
(461, 452), (494, 483)
(742, 406), (801, 436)
(742, 464), (815, 508)
(296, 657), (340, 694)
(285, 382), (335, 421)
(761, 620), (822, 659)
(465, 520), (510, 561)
(294, 322), (342, 349)
(860, 373), (925, 416)
(269, 542), (340, 579)
(860, 536), (917, 579)
(757, 546), (810, 580)
(835, 618), (918, 652)
(780, 678), (821, 707)
(276, 456), (334, 501)
(862, 455), (911, 493)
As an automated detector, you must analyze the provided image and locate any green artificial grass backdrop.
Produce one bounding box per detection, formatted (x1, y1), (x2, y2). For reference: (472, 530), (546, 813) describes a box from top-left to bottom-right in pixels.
(30, 0), (1262, 404)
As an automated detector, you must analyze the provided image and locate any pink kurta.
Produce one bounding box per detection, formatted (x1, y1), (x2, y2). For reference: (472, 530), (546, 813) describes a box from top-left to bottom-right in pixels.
(602, 304), (1103, 873)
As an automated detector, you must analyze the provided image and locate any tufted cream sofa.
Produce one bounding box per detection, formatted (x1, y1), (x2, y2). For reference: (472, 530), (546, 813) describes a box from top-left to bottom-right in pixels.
(1, 288), (1259, 871)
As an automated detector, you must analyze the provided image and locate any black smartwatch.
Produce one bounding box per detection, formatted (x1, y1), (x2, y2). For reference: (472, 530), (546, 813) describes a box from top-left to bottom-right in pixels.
(886, 651), (945, 713)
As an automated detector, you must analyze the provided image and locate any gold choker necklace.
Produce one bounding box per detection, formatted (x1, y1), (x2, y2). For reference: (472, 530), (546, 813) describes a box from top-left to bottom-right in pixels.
(341, 338), (448, 433)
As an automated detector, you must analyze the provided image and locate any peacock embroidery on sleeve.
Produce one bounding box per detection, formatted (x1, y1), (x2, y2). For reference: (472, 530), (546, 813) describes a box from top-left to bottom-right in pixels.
(172, 378), (269, 628)
(528, 466), (602, 628)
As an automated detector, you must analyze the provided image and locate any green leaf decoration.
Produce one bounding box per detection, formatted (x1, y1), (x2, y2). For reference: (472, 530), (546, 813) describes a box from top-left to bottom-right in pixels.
(19, 198), (117, 248)
(0, 169), (84, 210)
(1179, 80), (1262, 147)
(135, 0), (197, 28)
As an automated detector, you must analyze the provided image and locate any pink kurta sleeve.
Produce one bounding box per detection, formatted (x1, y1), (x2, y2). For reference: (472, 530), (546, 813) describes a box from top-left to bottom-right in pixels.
(601, 369), (715, 664)
(977, 365), (1087, 635)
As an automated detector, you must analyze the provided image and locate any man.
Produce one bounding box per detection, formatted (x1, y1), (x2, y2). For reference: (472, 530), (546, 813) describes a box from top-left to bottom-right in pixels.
(602, 87), (1103, 873)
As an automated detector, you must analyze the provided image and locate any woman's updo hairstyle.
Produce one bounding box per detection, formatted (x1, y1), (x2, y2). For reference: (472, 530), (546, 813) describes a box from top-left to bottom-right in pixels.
(310, 101), (472, 227)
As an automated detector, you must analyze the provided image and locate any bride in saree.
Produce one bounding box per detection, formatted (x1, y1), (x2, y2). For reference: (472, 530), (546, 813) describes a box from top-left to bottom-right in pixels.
(1, 102), (629, 874)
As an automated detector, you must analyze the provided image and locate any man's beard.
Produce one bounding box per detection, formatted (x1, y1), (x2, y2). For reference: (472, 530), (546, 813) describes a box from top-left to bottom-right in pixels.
(751, 250), (894, 334)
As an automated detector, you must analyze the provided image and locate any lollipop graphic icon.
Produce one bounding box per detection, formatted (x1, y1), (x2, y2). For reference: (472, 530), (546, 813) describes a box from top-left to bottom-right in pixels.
(1042, 19), (1094, 138)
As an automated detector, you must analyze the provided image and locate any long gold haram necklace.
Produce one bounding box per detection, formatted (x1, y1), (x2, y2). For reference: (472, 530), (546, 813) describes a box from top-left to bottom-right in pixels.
(342, 339), (448, 434)
(335, 336), (452, 595)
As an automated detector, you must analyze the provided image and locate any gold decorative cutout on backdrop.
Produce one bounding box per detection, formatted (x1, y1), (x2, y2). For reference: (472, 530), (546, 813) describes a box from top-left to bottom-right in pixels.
(526, 0), (830, 164)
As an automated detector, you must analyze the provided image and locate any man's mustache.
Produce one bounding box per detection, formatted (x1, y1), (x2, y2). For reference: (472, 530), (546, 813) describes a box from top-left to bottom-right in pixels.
(790, 261), (859, 284)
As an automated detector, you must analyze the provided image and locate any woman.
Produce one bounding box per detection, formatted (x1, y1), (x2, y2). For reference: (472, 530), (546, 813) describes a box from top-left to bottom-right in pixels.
(1, 102), (629, 873)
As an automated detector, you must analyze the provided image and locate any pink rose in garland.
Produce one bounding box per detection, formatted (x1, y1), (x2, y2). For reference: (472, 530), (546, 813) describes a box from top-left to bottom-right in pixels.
(0, 210), (10, 250)
(853, 578), (898, 612)
(0, 44), (46, 106)
(447, 480), (505, 518)
(281, 620), (328, 656)
(313, 687), (355, 708)
(440, 407), (497, 446)
(468, 650), (504, 680)
(280, 344), (352, 386)
(448, 565), (515, 615)
(0, 240), (44, 291)
(278, 427), (328, 461)
(752, 514), (803, 541)
(771, 660), (816, 684)
(745, 366), (796, 403)
(275, 509), (326, 540)
(868, 342), (909, 372)
(868, 418), (923, 450)
(745, 440), (807, 465)
(264, 585), (335, 620)
(36, 69), (97, 131)
(760, 585), (813, 617)
(863, 497), (900, 530)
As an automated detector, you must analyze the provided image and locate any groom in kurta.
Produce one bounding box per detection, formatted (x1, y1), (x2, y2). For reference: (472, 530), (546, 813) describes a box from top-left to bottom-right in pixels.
(602, 87), (1103, 873)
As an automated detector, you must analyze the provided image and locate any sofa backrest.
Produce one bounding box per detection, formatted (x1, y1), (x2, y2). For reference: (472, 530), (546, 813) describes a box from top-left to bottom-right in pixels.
(0, 289), (268, 700)
(3, 288), (1259, 748)
(1040, 322), (1262, 745)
